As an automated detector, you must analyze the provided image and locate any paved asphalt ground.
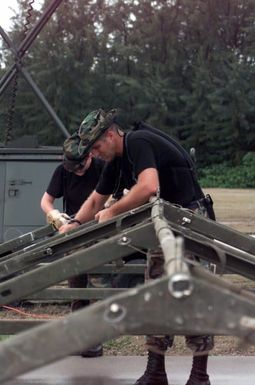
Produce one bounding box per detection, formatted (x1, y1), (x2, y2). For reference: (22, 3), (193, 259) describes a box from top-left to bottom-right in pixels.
(6, 355), (254, 385)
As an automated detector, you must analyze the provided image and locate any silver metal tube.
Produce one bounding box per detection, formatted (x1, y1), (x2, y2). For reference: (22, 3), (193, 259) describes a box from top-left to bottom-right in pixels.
(151, 197), (193, 298)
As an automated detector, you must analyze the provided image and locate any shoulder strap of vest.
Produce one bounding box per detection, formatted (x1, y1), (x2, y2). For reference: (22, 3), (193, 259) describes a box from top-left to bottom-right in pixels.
(124, 131), (133, 166)
(134, 122), (195, 169)
(62, 167), (68, 213)
(130, 122), (204, 198)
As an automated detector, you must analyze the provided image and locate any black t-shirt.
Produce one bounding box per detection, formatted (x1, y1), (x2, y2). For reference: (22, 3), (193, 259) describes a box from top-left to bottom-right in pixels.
(96, 125), (204, 207)
(47, 158), (104, 215)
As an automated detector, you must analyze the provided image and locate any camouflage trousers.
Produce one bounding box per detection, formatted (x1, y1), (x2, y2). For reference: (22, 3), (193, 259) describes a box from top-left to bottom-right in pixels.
(88, 274), (113, 289)
(69, 274), (113, 309)
(68, 274), (89, 311)
(145, 204), (214, 355)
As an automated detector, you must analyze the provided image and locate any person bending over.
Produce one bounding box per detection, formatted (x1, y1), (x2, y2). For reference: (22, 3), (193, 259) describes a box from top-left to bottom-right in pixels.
(41, 133), (104, 358)
(59, 109), (215, 385)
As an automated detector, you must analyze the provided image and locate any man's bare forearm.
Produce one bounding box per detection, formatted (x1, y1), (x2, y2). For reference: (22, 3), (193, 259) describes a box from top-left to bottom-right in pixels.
(95, 169), (159, 223)
(109, 168), (158, 217)
(109, 184), (154, 216)
(75, 191), (109, 223)
(41, 192), (55, 214)
(59, 191), (109, 233)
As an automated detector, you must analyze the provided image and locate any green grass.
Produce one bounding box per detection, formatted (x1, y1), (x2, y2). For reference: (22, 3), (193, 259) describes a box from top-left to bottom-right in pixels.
(0, 336), (10, 342)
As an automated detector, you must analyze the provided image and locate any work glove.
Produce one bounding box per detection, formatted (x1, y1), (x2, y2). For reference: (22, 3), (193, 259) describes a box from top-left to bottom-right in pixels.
(46, 209), (71, 230)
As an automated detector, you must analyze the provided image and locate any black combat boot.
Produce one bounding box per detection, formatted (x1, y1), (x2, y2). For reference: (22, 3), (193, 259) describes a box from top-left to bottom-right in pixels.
(134, 350), (168, 385)
(185, 380), (210, 385)
(80, 344), (103, 358)
(185, 355), (210, 385)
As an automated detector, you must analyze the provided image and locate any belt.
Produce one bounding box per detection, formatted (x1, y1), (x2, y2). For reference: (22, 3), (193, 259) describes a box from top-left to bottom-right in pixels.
(186, 194), (213, 210)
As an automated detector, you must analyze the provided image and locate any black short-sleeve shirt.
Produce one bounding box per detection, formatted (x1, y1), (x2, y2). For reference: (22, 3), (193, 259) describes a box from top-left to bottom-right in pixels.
(47, 158), (104, 215)
(96, 126), (203, 206)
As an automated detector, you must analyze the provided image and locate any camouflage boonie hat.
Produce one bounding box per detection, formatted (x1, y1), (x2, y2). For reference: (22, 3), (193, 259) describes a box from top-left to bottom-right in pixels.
(62, 133), (87, 172)
(78, 108), (117, 154)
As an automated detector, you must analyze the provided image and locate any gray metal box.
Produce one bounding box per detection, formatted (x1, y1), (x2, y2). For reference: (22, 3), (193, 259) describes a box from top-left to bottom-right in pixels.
(0, 147), (62, 242)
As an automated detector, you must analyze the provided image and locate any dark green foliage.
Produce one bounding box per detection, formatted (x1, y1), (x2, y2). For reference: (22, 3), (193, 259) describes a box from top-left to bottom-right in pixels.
(0, 0), (254, 169)
(199, 152), (255, 188)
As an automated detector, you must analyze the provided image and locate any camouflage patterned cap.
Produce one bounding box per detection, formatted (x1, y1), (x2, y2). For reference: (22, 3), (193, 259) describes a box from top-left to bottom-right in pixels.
(78, 108), (117, 153)
(62, 133), (87, 172)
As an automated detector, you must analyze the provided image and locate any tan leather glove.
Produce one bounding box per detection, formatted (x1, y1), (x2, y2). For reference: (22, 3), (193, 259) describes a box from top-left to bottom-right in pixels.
(46, 209), (71, 230)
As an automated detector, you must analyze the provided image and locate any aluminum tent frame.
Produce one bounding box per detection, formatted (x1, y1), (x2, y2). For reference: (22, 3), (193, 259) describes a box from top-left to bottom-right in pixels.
(0, 199), (254, 382)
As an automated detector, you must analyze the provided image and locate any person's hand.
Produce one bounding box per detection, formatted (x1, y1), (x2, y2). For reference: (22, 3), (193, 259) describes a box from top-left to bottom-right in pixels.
(58, 222), (79, 233)
(95, 208), (113, 223)
(46, 209), (71, 230)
